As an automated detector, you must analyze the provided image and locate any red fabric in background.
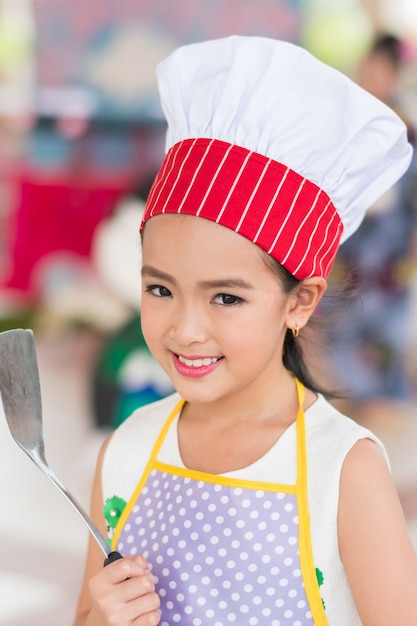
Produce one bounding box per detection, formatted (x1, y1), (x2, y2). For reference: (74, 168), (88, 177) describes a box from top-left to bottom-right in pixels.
(2, 169), (129, 299)
(0, 121), (166, 303)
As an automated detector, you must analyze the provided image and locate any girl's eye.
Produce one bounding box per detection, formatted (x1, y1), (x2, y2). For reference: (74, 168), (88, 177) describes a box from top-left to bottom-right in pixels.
(212, 293), (243, 306)
(145, 285), (172, 298)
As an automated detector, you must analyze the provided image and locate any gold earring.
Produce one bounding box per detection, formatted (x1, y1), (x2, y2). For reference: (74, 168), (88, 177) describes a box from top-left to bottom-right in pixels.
(292, 326), (300, 338)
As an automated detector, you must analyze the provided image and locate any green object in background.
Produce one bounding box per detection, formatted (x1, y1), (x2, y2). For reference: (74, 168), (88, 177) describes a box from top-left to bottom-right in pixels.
(93, 313), (173, 429)
(0, 5), (34, 68)
(302, 1), (372, 72)
(95, 313), (147, 384)
(0, 309), (37, 334)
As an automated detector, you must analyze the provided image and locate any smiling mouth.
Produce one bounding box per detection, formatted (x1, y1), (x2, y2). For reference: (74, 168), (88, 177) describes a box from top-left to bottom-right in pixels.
(177, 355), (222, 368)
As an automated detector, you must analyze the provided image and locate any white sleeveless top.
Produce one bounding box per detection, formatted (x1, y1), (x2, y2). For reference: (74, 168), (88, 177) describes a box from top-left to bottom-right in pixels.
(102, 387), (388, 625)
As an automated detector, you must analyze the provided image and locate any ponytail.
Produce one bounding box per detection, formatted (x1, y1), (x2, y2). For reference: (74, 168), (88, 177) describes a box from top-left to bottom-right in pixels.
(282, 328), (330, 396)
(259, 249), (336, 397)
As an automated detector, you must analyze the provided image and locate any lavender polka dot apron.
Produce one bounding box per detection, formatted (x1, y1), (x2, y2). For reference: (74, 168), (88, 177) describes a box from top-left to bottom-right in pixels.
(112, 380), (329, 625)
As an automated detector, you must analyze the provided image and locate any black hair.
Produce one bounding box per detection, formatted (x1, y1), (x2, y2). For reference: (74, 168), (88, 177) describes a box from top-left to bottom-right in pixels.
(371, 33), (403, 68)
(259, 250), (342, 398)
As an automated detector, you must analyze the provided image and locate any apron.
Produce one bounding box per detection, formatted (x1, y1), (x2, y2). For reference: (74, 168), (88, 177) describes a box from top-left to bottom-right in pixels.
(112, 379), (329, 625)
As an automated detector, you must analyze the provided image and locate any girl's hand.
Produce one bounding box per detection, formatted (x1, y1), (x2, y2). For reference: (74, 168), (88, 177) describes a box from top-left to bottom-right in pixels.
(87, 555), (160, 626)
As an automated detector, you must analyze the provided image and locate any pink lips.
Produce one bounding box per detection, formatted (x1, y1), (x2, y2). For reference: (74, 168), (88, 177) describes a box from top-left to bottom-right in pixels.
(172, 353), (223, 379)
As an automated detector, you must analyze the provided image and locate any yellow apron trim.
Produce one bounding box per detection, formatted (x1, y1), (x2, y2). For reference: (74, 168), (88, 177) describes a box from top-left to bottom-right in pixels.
(295, 378), (329, 626)
(112, 397), (186, 549)
(153, 459), (296, 493)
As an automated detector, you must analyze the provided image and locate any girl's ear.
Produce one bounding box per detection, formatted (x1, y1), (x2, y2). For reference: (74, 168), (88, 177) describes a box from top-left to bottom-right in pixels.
(286, 277), (327, 331)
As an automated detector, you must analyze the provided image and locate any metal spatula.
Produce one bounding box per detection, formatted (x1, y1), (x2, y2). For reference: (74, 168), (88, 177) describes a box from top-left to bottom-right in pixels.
(0, 328), (121, 565)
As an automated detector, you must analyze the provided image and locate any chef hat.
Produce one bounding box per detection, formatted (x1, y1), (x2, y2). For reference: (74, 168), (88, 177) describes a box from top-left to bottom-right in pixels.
(141, 36), (412, 279)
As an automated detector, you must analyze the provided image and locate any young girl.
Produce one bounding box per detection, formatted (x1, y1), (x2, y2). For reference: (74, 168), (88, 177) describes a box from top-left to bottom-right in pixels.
(74, 36), (417, 626)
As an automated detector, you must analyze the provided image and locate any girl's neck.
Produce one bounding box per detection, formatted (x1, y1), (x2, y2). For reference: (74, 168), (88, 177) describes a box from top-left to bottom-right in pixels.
(181, 368), (303, 426)
(177, 371), (311, 474)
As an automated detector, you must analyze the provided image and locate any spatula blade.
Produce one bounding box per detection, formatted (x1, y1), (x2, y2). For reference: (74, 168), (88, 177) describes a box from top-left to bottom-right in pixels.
(0, 328), (43, 453)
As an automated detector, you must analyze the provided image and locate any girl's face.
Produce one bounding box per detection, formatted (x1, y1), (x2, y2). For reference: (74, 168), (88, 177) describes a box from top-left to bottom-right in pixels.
(141, 214), (295, 409)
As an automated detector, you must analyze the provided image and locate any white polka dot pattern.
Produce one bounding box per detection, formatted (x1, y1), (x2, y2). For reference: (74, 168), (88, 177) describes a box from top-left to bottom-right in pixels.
(117, 470), (314, 624)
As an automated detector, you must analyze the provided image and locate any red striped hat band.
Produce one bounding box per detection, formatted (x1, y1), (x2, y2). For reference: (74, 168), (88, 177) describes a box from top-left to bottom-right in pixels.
(142, 138), (344, 279)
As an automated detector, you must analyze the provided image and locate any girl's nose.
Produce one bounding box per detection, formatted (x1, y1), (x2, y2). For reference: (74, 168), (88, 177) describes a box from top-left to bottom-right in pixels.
(169, 304), (208, 345)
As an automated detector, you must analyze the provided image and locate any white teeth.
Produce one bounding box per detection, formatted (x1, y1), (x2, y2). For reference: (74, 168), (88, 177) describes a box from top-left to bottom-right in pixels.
(178, 355), (219, 367)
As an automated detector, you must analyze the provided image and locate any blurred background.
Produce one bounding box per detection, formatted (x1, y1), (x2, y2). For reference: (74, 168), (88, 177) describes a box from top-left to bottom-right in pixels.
(0, 1), (416, 624)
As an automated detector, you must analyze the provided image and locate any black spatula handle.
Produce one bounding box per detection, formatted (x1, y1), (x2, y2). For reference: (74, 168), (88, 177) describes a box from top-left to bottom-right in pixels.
(103, 550), (123, 567)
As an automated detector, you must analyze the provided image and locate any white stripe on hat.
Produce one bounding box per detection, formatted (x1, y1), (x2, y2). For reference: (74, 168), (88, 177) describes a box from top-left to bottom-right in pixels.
(253, 167), (290, 243)
(215, 150), (253, 224)
(160, 138), (199, 215)
(281, 188), (322, 267)
(268, 179), (306, 255)
(321, 219), (344, 277)
(148, 140), (186, 217)
(176, 139), (216, 214)
(196, 143), (235, 217)
(146, 155), (171, 217)
(292, 198), (332, 277)
(312, 210), (339, 276)
(235, 157), (272, 233)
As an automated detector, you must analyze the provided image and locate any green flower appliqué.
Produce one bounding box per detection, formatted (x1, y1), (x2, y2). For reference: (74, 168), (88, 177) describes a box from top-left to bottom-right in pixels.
(316, 567), (326, 610)
(103, 496), (127, 546)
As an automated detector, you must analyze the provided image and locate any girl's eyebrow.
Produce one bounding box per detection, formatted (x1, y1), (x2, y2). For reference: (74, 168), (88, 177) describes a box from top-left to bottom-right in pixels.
(141, 265), (253, 290)
(198, 278), (254, 290)
(142, 265), (176, 284)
